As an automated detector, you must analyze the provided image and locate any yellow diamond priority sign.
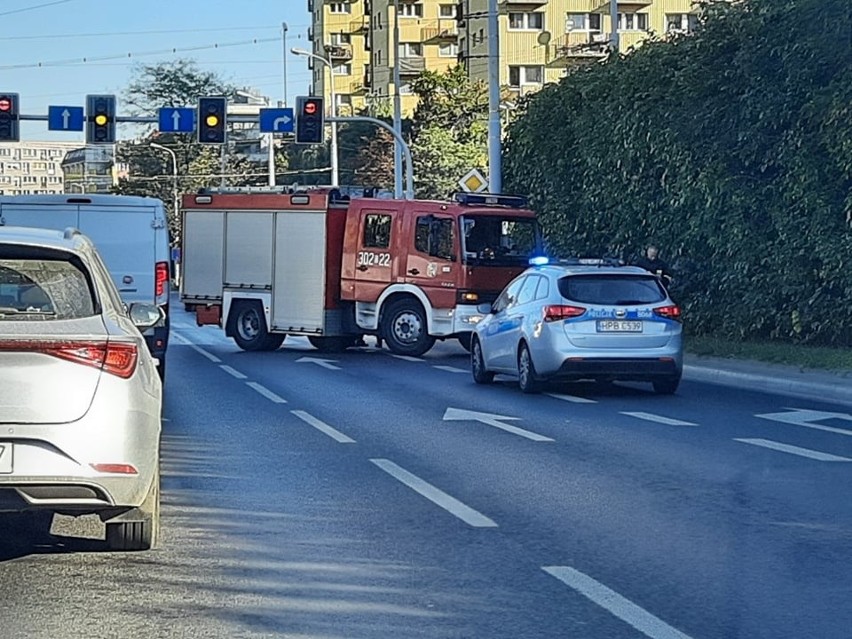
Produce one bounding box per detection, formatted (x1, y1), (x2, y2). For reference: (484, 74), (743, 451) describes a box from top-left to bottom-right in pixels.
(458, 168), (489, 193)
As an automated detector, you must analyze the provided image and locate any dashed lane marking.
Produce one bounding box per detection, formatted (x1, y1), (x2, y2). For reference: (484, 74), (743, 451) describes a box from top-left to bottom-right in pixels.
(734, 438), (852, 462)
(620, 412), (697, 427)
(291, 410), (355, 443)
(245, 382), (287, 404)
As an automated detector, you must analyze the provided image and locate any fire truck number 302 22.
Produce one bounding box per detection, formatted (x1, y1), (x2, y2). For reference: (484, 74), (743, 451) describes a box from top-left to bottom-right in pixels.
(357, 251), (391, 267)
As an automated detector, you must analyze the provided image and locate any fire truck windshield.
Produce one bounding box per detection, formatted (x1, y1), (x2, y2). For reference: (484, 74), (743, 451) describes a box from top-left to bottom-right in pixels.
(460, 215), (540, 266)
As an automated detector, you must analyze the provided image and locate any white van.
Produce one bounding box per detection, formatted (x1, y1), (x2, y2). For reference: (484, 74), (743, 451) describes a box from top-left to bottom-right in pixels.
(0, 194), (171, 380)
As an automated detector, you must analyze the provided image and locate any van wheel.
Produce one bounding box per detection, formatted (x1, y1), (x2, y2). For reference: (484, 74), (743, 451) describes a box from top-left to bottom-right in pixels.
(308, 336), (355, 353)
(381, 299), (435, 357)
(231, 301), (273, 352)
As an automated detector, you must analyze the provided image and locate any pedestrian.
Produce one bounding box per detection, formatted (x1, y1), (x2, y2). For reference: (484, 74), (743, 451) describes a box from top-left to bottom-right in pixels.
(635, 244), (673, 285)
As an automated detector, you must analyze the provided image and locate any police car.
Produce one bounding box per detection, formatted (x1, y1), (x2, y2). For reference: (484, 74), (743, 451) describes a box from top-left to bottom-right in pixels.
(470, 257), (683, 394)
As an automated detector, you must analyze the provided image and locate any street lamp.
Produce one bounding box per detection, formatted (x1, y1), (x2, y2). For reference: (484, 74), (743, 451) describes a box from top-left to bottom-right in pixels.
(149, 142), (178, 223)
(291, 47), (339, 187)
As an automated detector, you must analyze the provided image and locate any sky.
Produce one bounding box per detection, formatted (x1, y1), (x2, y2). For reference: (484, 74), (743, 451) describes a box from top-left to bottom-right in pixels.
(0, 0), (312, 141)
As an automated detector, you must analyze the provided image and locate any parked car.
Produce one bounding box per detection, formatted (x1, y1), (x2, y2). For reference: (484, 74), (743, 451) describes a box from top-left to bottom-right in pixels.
(470, 258), (683, 394)
(0, 226), (162, 551)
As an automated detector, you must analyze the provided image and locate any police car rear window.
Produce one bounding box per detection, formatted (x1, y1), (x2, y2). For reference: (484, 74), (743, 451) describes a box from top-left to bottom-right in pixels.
(558, 274), (666, 305)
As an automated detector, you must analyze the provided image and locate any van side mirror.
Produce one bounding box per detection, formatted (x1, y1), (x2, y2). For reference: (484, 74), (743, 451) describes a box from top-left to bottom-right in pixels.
(129, 302), (164, 330)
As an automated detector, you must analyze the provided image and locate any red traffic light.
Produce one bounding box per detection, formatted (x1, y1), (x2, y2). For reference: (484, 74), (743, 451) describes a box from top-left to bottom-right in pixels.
(303, 101), (318, 116)
(0, 98), (11, 112)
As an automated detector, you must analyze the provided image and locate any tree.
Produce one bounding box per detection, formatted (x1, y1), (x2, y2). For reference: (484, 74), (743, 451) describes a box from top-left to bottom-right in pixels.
(409, 66), (488, 199)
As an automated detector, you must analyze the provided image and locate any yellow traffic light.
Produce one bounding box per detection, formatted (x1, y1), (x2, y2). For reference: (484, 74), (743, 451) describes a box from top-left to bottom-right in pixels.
(94, 114), (109, 126)
(205, 115), (219, 127)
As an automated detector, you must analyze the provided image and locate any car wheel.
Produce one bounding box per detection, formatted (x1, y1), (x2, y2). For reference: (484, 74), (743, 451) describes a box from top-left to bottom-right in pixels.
(457, 333), (472, 352)
(231, 301), (273, 351)
(308, 336), (355, 353)
(381, 298), (436, 357)
(105, 470), (160, 552)
(653, 375), (681, 395)
(471, 338), (494, 384)
(518, 343), (542, 394)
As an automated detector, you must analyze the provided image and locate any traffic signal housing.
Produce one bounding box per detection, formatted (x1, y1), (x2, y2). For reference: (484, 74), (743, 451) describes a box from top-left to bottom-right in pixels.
(295, 96), (325, 145)
(0, 93), (20, 142)
(86, 94), (116, 144)
(198, 97), (227, 144)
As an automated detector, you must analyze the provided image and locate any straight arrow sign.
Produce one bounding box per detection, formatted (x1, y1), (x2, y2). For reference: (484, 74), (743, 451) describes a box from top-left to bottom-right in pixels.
(296, 357), (341, 371)
(442, 407), (554, 442)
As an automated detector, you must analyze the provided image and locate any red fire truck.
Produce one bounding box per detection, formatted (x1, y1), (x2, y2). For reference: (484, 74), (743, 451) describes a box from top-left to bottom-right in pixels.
(179, 187), (541, 357)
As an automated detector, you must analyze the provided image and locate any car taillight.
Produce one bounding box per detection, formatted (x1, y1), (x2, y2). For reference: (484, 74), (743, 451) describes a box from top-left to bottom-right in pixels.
(155, 261), (169, 298)
(0, 340), (138, 378)
(654, 305), (682, 321)
(543, 305), (586, 322)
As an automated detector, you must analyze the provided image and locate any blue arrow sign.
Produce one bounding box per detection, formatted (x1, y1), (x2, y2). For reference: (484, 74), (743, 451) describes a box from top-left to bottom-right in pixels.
(158, 107), (195, 133)
(48, 106), (84, 131)
(259, 108), (294, 133)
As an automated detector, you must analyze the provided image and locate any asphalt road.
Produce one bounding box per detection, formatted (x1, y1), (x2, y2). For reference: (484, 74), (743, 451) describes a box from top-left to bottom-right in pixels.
(2, 306), (851, 639)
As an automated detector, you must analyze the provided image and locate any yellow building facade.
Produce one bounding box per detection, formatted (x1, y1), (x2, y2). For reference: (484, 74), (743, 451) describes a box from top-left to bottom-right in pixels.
(308, 1), (700, 113)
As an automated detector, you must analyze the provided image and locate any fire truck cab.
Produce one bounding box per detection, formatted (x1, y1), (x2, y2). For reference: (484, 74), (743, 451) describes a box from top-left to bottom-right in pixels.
(180, 188), (541, 357)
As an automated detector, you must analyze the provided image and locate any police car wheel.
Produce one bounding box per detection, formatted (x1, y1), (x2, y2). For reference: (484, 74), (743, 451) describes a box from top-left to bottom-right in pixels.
(471, 338), (494, 384)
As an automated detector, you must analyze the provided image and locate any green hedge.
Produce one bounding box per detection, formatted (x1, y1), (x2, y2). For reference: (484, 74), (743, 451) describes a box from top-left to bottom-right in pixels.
(503, 0), (852, 346)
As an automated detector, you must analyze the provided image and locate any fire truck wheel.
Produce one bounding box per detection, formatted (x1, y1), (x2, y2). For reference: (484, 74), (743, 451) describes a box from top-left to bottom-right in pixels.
(381, 298), (436, 357)
(308, 336), (354, 353)
(231, 301), (274, 352)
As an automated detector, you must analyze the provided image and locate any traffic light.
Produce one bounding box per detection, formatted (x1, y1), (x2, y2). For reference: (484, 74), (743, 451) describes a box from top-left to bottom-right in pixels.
(295, 96), (325, 144)
(86, 94), (116, 144)
(0, 93), (20, 142)
(197, 97), (227, 144)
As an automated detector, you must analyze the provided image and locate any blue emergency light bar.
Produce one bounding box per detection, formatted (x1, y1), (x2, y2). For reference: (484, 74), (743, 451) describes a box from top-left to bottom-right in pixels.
(454, 192), (529, 209)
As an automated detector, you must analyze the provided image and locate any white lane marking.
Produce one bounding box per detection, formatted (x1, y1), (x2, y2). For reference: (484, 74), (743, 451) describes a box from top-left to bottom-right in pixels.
(734, 438), (852, 462)
(370, 459), (497, 528)
(433, 365), (467, 374)
(246, 382), (287, 404)
(620, 412), (697, 427)
(296, 356), (341, 370)
(291, 410), (355, 444)
(219, 365), (247, 380)
(171, 332), (221, 363)
(443, 407), (555, 442)
(546, 393), (598, 404)
(755, 408), (852, 437)
(543, 566), (694, 639)
(390, 354), (424, 363)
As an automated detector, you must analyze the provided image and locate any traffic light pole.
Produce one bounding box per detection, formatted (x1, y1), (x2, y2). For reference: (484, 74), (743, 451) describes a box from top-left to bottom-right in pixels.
(328, 115), (413, 200)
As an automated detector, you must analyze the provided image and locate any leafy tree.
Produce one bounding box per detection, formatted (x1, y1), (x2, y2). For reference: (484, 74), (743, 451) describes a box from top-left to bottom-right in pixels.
(409, 65), (488, 199)
(503, 0), (852, 346)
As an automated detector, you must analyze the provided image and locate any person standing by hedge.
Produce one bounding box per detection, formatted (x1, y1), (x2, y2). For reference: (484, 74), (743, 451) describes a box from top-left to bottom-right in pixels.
(635, 244), (673, 285)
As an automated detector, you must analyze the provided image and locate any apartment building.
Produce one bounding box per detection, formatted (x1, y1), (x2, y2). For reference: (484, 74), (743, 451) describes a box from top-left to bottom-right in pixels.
(0, 141), (79, 196)
(461, 0), (700, 98)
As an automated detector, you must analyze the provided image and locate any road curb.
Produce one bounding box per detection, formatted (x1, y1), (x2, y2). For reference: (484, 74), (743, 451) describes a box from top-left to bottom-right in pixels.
(684, 364), (852, 408)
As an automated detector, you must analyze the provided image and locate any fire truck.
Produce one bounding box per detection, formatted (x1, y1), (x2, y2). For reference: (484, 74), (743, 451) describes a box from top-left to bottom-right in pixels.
(179, 187), (542, 357)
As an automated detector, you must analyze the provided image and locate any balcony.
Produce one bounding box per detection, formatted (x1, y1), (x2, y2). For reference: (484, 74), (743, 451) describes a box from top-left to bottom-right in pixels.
(554, 32), (610, 59)
(501, 0), (548, 7)
(350, 75), (371, 94)
(397, 57), (426, 75)
(421, 20), (458, 42)
(326, 43), (354, 61)
(350, 16), (368, 33)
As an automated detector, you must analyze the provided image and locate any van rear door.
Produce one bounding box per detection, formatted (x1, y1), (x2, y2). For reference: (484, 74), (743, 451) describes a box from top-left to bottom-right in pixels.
(77, 204), (158, 306)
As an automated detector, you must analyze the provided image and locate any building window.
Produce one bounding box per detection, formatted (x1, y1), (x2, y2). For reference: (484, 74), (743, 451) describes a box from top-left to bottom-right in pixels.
(439, 4), (455, 18)
(618, 13), (648, 31)
(508, 12), (543, 30)
(398, 43), (423, 58)
(364, 214), (392, 248)
(335, 94), (353, 112)
(565, 13), (601, 32)
(666, 13), (698, 32)
(508, 65), (543, 87)
(399, 82), (415, 95)
(330, 33), (352, 45)
(439, 42), (458, 57)
(399, 3), (423, 18)
(333, 63), (352, 75)
(328, 2), (351, 14)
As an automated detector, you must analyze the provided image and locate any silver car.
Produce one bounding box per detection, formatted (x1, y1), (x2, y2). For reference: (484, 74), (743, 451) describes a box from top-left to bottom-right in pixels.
(0, 226), (163, 551)
(471, 258), (683, 394)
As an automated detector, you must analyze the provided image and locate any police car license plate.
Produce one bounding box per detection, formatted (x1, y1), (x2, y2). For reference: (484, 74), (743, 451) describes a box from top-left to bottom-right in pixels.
(597, 320), (642, 332)
(0, 443), (13, 474)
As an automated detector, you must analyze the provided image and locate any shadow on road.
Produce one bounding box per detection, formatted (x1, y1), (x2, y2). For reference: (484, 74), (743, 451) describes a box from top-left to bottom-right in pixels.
(0, 513), (108, 561)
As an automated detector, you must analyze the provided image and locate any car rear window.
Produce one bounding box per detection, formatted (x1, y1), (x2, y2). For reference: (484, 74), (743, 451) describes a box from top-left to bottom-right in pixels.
(0, 247), (96, 320)
(558, 274), (666, 305)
